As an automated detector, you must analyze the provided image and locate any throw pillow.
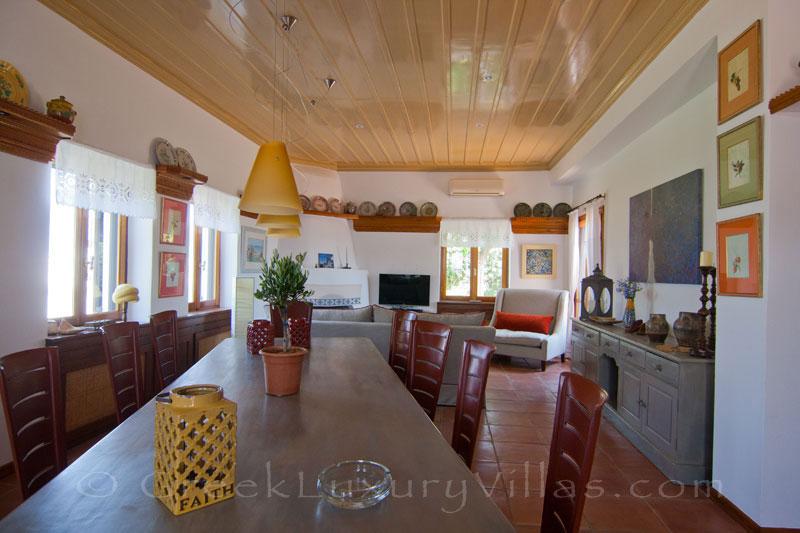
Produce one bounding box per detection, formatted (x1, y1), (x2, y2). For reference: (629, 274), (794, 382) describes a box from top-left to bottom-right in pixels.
(494, 311), (553, 334)
(372, 305), (396, 323)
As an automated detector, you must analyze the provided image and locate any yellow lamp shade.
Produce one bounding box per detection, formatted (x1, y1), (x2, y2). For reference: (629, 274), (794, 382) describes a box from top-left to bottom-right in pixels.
(255, 214), (301, 229)
(267, 228), (301, 239)
(238, 142), (302, 215)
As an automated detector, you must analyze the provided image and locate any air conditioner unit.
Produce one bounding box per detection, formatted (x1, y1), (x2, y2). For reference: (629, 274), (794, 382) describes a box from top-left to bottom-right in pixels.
(448, 178), (504, 197)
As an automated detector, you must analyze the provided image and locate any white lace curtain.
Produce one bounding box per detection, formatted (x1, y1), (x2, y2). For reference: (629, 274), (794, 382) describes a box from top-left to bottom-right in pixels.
(54, 141), (156, 219)
(440, 218), (512, 248)
(192, 185), (239, 234)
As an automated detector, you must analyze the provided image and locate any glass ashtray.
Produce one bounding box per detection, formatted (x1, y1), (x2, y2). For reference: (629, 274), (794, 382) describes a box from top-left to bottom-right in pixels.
(317, 460), (392, 509)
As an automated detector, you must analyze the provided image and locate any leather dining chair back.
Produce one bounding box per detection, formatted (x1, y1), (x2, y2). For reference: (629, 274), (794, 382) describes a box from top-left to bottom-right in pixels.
(270, 301), (313, 338)
(150, 310), (179, 390)
(0, 347), (66, 499)
(541, 372), (608, 532)
(388, 310), (418, 383)
(407, 320), (452, 420)
(451, 340), (495, 467)
(101, 322), (144, 424)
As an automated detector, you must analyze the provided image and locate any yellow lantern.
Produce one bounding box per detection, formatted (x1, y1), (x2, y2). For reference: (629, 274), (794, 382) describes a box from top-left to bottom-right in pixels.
(267, 227), (301, 239)
(154, 385), (237, 515)
(238, 142), (302, 215)
(255, 214), (301, 229)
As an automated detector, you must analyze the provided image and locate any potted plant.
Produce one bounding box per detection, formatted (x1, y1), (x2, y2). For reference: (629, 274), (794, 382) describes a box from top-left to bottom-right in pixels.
(254, 249), (313, 396)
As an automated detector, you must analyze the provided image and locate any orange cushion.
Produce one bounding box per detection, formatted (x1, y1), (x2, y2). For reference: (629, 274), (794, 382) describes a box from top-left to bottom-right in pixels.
(494, 311), (554, 335)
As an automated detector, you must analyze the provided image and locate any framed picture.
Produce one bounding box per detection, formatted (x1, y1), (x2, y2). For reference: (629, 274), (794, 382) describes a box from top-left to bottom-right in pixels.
(718, 20), (761, 124)
(160, 198), (188, 245)
(718, 116), (762, 208)
(240, 226), (266, 273)
(158, 252), (186, 298)
(318, 253), (334, 269)
(717, 213), (762, 297)
(521, 244), (556, 279)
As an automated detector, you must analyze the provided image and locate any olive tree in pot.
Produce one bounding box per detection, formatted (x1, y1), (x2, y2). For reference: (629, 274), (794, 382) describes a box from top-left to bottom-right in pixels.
(255, 249), (313, 396)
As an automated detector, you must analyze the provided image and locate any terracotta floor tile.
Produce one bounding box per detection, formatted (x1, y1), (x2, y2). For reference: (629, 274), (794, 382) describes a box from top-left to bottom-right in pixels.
(499, 461), (547, 495)
(490, 489), (512, 521)
(587, 465), (639, 498)
(648, 498), (747, 532)
(486, 390), (519, 401)
(478, 424), (493, 441)
(525, 402), (556, 414)
(487, 411), (533, 427)
(604, 446), (656, 469)
(474, 440), (498, 462)
(529, 413), (555, 428)
(486, 399), (530, 412)
(507, 490), (545, 525)
(515, 392), (556, 403)
(494, 442), (550, 464)
(490, 425), (548, 444)
(513, 526), (540, 533)
(471, 461), (504, 490)
(486, 380), (515, 391)
(583, 496), (671, 532)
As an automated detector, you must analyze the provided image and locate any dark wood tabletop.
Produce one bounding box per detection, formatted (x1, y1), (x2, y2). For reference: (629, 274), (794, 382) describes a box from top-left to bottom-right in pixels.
(0, 337), (513, 532)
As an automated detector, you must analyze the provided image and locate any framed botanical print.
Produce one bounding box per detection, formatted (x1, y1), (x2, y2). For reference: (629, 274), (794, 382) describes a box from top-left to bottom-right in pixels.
(718, 116), (762, 208)
(521, 244), (556, 279)
(717, 213), (762, 297)
(240, 226), (266, 273)
(718, 20), (761, 124)
(160, 198), (188, 245)
(159, 252), (186, 298)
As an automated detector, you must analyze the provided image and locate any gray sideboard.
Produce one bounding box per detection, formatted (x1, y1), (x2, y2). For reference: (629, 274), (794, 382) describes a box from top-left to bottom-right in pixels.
(570, 318), (714, 485)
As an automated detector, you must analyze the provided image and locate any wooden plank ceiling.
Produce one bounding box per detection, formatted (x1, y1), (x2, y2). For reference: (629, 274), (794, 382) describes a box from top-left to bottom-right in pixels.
(40, 0), (706, 171)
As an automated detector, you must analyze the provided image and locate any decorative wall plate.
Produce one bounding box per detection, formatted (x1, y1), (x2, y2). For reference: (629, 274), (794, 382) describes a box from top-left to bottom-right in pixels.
(0, 60), (29, 107)
(311, 195), (329, 212)
(154, 137), (178, 165)
(532, 202), (552, 217)
(358, 201), (377, 216)
(343, 201), (358, 214)
(329, 198), (343, 213)
(553, 202), (571, 218)
(378, 201), (396, 217)
(299, 195), (311, 211)
(174, 147), (196, 171)
(420, 202), (438, 217)
(399, 202), (417, 216)
(513, 202), (532, 217)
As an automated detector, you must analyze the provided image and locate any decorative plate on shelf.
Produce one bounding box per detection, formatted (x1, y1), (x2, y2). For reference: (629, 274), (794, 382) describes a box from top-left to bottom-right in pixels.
(299, 195), (311, 211)
(420, 202), (438, 217)
(343, 201), (358, 215)
(553, 202), (571, 218)
(358, 201), (377, 216)
(378, 201), (396, 217)
(174, 147), (196, 171)
(532, 202), (552, 217)
(399, 202), (417, 217)
(0, 60), (29, 107)
(329, 198), (343, 213)
(153, 137), (178, 165)
(513, 202), (532, 217)
(311, 195), (329, 212)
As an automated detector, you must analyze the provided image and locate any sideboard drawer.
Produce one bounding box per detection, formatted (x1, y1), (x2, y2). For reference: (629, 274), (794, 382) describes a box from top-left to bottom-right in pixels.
(646, 353), (679, 388)
(619, 341), (645, 368)
(600, 333), (620, 355)
(572, 322), (600, 346)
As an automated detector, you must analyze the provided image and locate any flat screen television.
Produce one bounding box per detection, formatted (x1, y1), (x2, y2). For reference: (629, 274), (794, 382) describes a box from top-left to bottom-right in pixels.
(378, 274), (430, 307)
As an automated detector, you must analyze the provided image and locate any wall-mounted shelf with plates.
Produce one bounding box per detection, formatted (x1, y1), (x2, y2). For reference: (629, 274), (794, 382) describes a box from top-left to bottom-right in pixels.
(511, 216), (569, 234)
(353, 216), (441, 233)
(302, 210), (358, 220)
(0, 99), (75, 163)
(769, 84), (800, 114)
(155, 164), (208, 200)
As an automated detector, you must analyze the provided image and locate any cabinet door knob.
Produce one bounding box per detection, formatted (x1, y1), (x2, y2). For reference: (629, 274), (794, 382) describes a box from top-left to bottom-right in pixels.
(626, 352), (632, 357)
(586, 333), (593, 339)
(655, 364), (663, 372)
(638, 399), (647, 408)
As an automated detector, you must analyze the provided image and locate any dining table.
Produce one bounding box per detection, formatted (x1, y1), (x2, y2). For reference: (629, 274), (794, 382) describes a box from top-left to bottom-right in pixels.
(0, 336), (514, 531)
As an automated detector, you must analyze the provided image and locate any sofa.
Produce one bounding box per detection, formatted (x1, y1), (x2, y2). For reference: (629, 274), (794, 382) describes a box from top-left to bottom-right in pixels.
(310, 305), (495, 405)
(489, 288), (569, 370)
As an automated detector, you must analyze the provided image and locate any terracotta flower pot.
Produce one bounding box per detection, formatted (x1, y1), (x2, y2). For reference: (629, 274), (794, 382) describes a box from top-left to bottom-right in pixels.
(260, 346), (308, 396)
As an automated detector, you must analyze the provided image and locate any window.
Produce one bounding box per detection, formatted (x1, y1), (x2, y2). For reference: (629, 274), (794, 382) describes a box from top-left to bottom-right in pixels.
(47, 172), (127, 324)
(573, 207), (605, 316)
(440, 247), (509, 300)
(187, 205), (220, 310)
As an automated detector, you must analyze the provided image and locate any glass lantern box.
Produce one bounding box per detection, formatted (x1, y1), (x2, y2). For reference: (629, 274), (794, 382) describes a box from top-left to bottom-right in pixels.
(580, 264), (613, 320)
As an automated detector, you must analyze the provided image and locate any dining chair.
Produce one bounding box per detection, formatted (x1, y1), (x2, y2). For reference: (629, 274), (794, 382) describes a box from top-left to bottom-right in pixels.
(0, 347), (66, 500)
(541, 372), (608, 533)
(150, 310), (179, 390)
(451, 339), (495, 468)
(101, 322), (144, 425)
(407, 320), (452, 420)
(387, 310), (418, 383)
(270, 301), (313, 338)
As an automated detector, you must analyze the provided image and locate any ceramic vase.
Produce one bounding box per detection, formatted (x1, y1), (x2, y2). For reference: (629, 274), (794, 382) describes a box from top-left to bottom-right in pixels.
(622, 298), (636, 328)
(673, 312), (703, 348)
(646, 313), (669, 343)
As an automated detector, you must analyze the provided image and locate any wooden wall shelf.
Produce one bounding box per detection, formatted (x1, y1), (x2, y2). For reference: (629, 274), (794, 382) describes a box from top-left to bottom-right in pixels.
(353, 216), (441, 233)
(0, 99), (75, 163)
(155, 164), (208, 200)
(769, 84), (800, 114)
(511, 216), (569, 234)
(302, 209), (358, 220)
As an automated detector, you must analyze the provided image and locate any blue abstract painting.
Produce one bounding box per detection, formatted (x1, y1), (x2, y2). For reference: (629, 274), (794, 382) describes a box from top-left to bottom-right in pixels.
(629, 169), (703, 285)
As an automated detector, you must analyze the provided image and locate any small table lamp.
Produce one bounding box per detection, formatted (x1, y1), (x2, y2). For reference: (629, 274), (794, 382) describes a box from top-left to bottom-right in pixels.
(112, 284), (140, 322)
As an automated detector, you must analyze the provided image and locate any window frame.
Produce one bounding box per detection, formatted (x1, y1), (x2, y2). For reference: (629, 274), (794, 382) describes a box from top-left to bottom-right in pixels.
(189, 225), (221, 311)
(573, 206), (605, 317)
(439, 246), (509, 301)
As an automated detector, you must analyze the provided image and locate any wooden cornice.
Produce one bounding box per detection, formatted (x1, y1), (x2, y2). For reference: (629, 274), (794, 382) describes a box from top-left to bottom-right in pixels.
(155, 164), (208, 200)
(0, 99), (75, 163)
(769, 84), (800, 114)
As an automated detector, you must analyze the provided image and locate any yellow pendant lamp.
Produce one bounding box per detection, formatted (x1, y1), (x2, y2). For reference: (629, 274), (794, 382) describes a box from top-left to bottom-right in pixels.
(255, 214), (301, 229)
(267, 227), (301, 239)
(238, 142), (302, 215)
